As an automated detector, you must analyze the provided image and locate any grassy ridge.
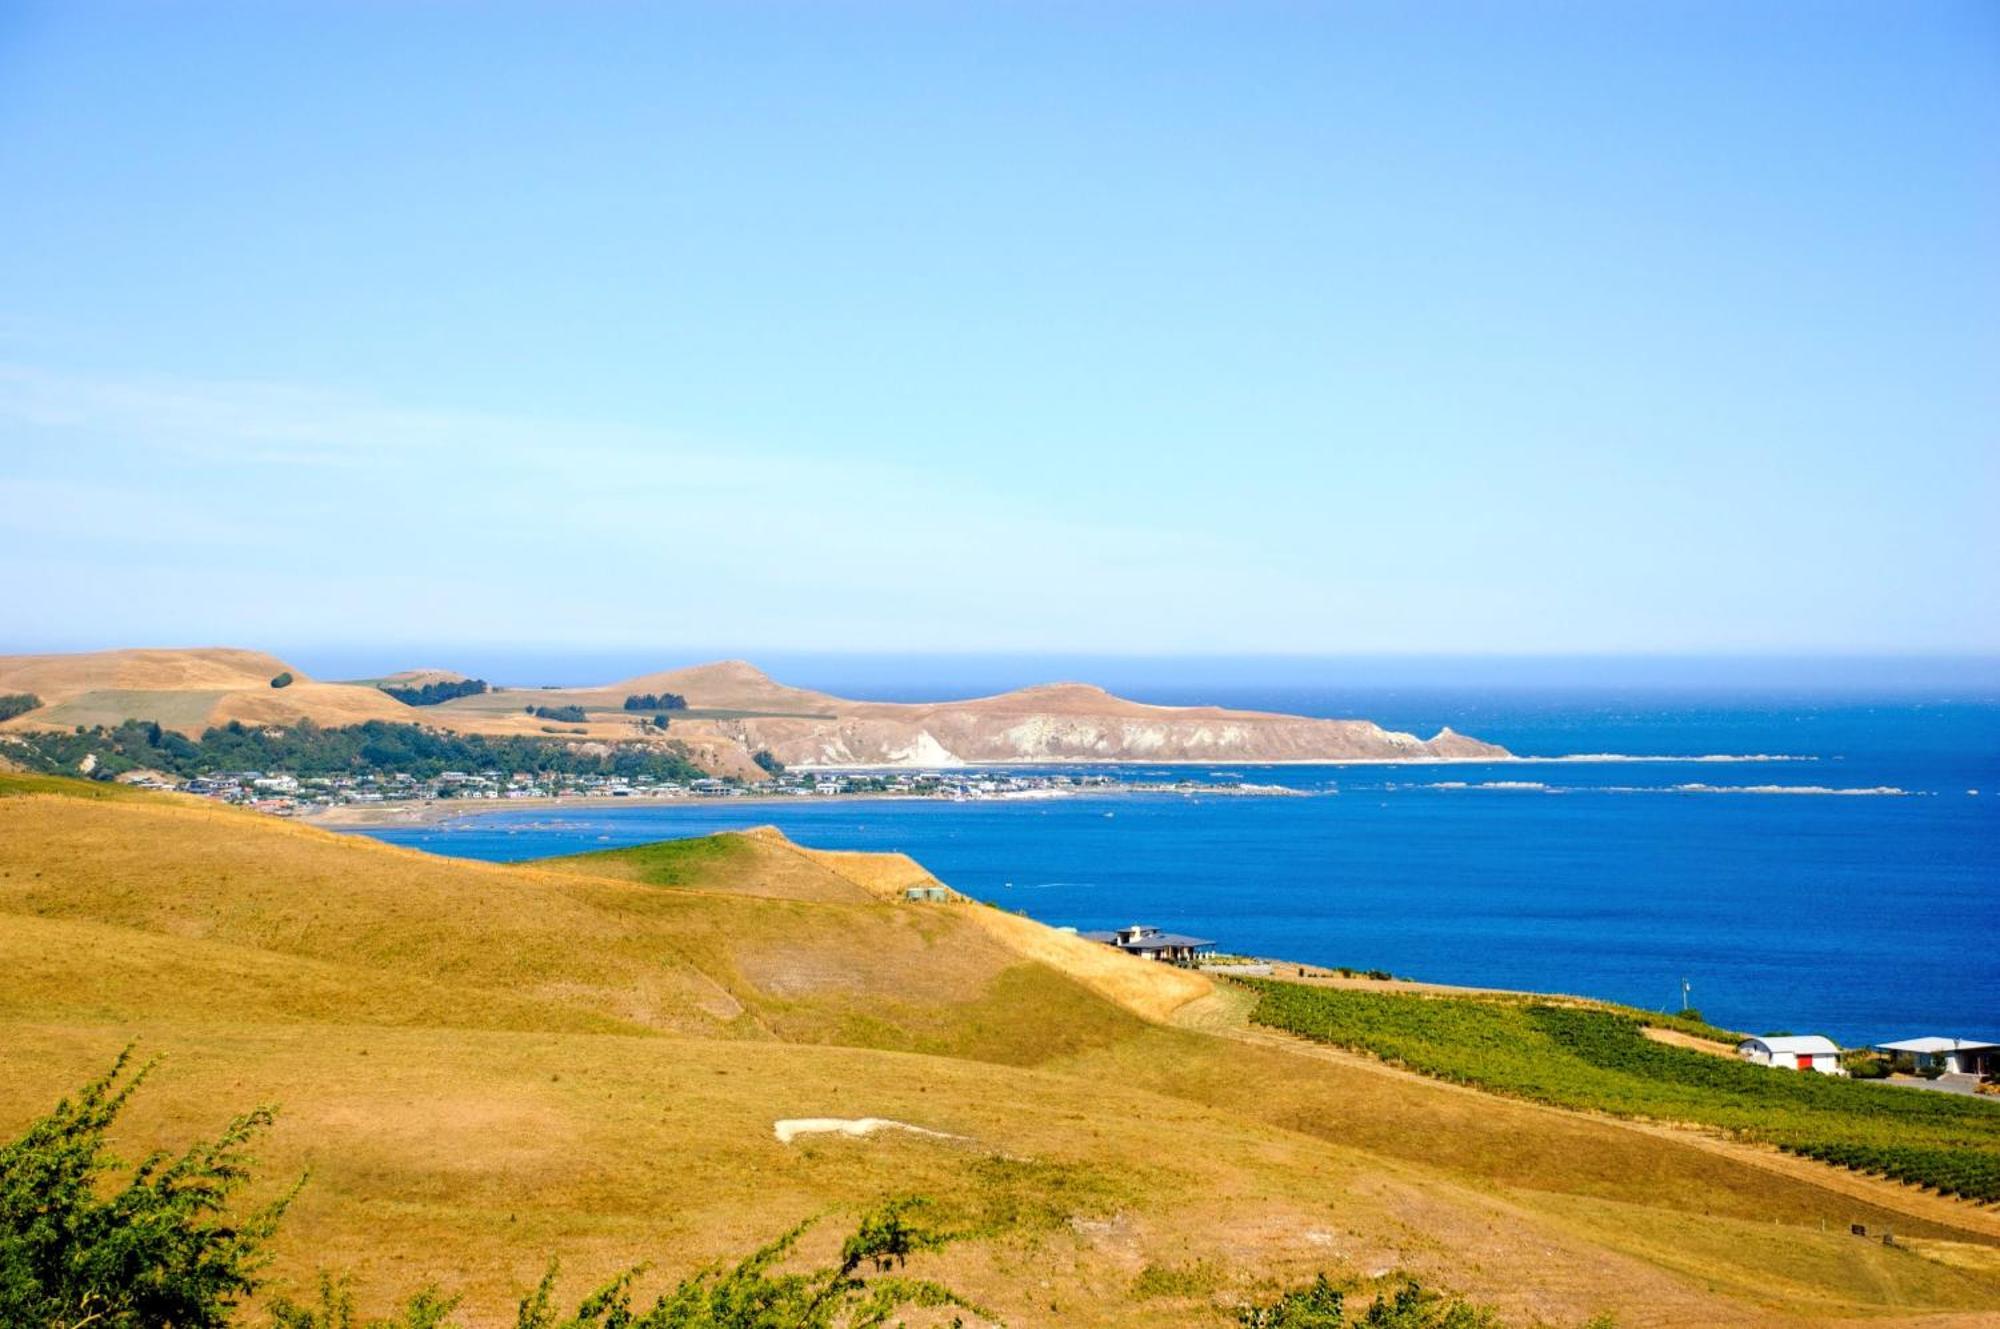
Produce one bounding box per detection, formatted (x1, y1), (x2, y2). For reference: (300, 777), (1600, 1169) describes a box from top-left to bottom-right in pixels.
(6, 775), (1999, 1324)
(1243, 980), (2000, 1203)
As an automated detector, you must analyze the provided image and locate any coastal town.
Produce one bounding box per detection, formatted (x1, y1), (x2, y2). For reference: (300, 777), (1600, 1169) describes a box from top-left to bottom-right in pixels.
(130, 764), (1299, 818)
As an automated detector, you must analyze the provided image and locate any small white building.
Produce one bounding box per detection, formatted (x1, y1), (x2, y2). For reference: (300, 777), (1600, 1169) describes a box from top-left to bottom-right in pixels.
(1737, 1034), (1843, 1074)
(1874, 1037), (1999, 1077)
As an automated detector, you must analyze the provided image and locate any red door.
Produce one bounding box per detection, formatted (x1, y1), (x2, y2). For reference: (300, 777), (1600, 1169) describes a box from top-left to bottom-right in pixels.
(1796, 1054), (1812, 1070)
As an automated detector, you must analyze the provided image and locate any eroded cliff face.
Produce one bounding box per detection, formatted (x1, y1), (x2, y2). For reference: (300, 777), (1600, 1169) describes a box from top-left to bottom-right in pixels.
(706, 679), (1510, 768)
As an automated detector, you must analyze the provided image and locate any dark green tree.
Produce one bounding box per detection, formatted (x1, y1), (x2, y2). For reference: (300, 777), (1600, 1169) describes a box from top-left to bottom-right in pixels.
(382, 680), (487, 707)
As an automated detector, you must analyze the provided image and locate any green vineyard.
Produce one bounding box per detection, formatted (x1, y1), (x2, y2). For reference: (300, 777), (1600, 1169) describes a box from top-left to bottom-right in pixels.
(1242, 980), (2000, 1203)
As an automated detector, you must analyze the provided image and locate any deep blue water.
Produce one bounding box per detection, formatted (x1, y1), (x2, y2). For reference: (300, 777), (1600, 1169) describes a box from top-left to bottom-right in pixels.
(355, 688), (1999, 1047)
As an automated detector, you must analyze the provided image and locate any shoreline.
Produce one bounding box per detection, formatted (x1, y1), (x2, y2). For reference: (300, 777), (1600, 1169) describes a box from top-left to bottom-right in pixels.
(302, 787), (1120, 828)
(792, 751), (1812, 771)
(297, 752), (1838, 829)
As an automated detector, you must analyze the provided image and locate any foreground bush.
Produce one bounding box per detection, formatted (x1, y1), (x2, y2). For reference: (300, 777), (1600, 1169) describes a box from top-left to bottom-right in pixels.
(0, 1047), (293, 1329)
(1237, 1275), (1502, 1328)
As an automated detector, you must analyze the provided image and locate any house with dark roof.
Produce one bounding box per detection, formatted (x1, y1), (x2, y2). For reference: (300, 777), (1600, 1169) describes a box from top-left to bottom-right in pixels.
(1079, 923), (1215, 966)
(1874, 1037), (1999, 1078)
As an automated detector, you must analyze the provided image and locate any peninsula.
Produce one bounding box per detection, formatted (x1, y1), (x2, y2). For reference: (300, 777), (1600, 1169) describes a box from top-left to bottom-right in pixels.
(0, 647), (1508, 782)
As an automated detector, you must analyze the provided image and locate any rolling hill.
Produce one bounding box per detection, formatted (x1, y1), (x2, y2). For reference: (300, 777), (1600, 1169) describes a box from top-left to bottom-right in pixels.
(0, 647), (416, 734)
(0, 647), (1509, 773)
(2, 774), (1996, 1327)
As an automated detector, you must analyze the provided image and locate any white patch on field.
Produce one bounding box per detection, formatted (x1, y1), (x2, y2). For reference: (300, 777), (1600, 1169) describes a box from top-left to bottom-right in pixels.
(773, 1117), (964, 1145)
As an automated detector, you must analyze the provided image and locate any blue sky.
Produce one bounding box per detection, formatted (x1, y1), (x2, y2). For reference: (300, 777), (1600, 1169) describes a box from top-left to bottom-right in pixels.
(1, 2), (1994, 660)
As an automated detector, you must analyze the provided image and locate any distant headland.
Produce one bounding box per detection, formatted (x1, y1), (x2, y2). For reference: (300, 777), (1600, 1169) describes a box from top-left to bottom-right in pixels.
(0, 646), (1508, 778)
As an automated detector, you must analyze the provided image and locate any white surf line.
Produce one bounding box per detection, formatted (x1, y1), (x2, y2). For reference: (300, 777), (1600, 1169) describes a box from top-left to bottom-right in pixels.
(773, 1117), (966, 1146)
(1427, 780), (1911, 796)
(1531, 753), (1817, 763)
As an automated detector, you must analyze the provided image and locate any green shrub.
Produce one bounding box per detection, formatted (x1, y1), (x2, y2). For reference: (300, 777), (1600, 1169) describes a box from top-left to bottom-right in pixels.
(1134, 1260), (1222, 1299)
(1842, 1050), (1888, 1080)
(1238, 1277), (1498, 1328)
(0, 693), (41, 721)
(270, 672), (294, 689)
(528, 705), (588, 723)
(512, 1195), (976, 1329)
(1238, 1273), (1345, 1327)
(752, 749), (786, 775)
(268, 1276), (458, 1329)
(0, 1047), (295, 1329)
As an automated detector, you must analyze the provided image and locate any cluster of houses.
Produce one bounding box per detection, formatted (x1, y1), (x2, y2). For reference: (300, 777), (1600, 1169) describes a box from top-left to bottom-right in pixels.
(157, 769), (757, 816)
(796, 771), (1117, 799)
(144, 766), (1128, 816)
(1737, 1033), (1997, 1083)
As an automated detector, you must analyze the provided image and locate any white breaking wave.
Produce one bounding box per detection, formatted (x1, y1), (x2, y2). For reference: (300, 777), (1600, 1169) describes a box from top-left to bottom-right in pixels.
(1427, 781), (1912, 797)
(1536, 753), (1816, 764)
(1667, 783), (1908, 797)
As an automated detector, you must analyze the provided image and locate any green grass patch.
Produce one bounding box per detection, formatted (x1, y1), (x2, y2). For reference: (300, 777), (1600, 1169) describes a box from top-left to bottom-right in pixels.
(1242, 979), (2000, 1202)
(0, 773), (159, 803)
(1132, 1259), (1224, 1299)
(542, 834), (755, 888)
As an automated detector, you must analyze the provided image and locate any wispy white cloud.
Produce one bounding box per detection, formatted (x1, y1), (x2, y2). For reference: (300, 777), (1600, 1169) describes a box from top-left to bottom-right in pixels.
(0, 361), (1321, 652)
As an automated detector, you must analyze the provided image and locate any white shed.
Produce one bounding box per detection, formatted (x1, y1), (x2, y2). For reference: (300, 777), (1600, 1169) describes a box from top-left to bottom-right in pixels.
(1737, 1035), (1843, 1074)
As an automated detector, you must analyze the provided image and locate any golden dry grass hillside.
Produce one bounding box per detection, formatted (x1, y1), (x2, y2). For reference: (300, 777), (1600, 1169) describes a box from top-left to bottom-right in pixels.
(2, 775), (1996, 1328)
(0, 647), (413, 735)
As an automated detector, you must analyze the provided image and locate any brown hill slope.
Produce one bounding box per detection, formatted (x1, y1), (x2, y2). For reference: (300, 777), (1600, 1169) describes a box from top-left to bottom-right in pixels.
(0, 646), (295, 698)
(0, 647), (413, 734)
(1, 776), (1995, 1327)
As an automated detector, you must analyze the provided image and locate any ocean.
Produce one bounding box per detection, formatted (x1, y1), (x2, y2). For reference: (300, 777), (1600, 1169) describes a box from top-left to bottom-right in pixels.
(351, 684), (1999, 1047)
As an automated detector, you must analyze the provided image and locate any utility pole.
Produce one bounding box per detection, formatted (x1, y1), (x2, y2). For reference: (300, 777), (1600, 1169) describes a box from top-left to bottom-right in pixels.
(1680, 977), (1692, 1013)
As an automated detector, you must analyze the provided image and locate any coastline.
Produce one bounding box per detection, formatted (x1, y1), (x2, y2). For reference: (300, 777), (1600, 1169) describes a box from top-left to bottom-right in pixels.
(790, 751), (1811, 771)
(295, 751), (1828, 829)
(301, 785), (1167, 828)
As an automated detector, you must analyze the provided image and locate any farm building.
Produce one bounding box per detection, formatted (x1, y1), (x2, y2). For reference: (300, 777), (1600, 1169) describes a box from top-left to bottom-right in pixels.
(1874, 1037), (1999, 1077)
(1079, 923), (1215, 965)
(1737, 1034), (1843, 1073)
